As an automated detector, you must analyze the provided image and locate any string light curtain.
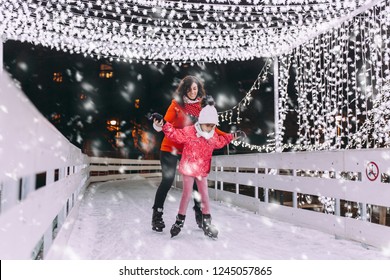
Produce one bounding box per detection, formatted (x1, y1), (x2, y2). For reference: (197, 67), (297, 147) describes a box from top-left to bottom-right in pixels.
(276, 0), (390, 151)
(0, 0), (380, 63)
(218, 58), (271, 125)
(275, 53), (292, 150)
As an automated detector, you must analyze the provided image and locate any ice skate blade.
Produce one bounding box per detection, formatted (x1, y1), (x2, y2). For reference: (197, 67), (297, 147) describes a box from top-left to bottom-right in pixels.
(170, 228), (181, 238)
(152, 226), (164, 232)
(170, 231), (181, 238)
(204, 232), (218, 240)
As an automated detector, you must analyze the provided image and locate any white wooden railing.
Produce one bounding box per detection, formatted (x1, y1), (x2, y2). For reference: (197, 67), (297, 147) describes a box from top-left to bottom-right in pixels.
(88, 157), (161, 183)
(209, 150), (390, 249)
(0, 72), (90, 259)
(0, 72), (163, 259)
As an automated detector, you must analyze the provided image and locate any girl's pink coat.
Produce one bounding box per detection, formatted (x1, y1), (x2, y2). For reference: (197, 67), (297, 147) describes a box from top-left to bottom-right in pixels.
(162, 123), (233, 177)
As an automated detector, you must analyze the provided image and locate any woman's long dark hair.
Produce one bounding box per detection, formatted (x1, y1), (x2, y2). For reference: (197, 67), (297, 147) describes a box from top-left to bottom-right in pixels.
(174, 75), (206, 106)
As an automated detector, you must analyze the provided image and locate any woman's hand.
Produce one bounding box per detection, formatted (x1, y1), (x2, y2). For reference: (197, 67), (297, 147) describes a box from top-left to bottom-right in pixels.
(149, 112), (165, 131)
(154, 118), (164, 127)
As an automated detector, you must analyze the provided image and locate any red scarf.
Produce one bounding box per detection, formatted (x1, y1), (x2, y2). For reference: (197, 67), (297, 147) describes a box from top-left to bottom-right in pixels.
(184, 102), (201, 118)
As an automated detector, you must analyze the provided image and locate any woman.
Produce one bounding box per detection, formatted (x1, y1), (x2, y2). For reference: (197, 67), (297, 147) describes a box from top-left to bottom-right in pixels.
(151, 75), (206, 232)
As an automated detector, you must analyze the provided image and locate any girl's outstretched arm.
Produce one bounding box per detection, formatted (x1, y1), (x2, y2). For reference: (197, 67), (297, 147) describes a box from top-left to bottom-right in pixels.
(162, 122), (188, 144)
(213, 133), (234, 150)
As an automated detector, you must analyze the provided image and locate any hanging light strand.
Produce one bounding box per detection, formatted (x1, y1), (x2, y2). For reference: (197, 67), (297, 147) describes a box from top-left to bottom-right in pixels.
(276, 1), (390, 151)
(218, 58), (271, 124)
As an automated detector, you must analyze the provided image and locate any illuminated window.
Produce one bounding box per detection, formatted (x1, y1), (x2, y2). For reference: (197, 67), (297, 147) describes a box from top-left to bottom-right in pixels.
(135, 99), (140, 108)
(51, 113), (61, 123)
(106, 119), (119, 131)
(99, 64), (114, 78)
(53, 72), (63, 83)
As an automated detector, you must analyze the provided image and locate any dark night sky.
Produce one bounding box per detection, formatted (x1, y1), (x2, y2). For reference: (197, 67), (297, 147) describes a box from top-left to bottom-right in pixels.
(3, 40), (277, 158)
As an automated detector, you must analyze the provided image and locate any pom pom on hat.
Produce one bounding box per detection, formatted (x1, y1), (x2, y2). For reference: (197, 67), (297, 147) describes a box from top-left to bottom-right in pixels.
(201, 95), (215, 107)
(198, 96), (219, 125)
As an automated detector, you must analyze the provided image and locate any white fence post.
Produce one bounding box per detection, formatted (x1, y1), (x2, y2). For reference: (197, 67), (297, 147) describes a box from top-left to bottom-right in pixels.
(235, 167), (239, 194)
(0, 39), (3, 75)
(334, 171), (341, 216)
(264, 168), (269, 203)
(20, 175), (36, 200)
(292, 169), (298, 208)
(255, 168), (259, 199)
(46, 170), (55, 185)
(360, 203), (368, 221)
(0, 179), (20, 214)
(57, 207), (66, 231)
(220, 166), (224, 191)
(59, 167), (66, 179)
(214, 166), (218, 190)
(43, 225), (53, 258)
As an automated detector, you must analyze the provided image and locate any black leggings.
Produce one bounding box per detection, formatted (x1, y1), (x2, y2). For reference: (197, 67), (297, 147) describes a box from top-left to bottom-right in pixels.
(152, 151), (200, 211)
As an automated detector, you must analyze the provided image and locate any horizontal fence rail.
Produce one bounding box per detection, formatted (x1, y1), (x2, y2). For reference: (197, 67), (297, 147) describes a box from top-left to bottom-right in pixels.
(0, 72), (89, 259)
(89, 157), (162, 182)
(209, 150), (390, 249)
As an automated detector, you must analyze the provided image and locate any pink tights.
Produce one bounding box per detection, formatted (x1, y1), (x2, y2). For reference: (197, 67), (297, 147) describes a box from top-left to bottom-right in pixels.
(178, 175), (210, 216)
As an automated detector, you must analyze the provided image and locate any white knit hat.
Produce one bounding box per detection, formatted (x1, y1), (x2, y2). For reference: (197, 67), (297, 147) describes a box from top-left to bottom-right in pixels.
(198, 104), (219, 125)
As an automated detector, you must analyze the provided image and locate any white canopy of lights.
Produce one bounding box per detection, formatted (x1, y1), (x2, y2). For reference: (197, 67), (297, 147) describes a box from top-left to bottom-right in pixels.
(1, 0), (388, 154)
(0, 0), (383, 63)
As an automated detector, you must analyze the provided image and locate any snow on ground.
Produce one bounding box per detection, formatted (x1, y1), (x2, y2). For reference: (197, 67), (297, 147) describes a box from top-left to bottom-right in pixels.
(57, 178), (389, 260)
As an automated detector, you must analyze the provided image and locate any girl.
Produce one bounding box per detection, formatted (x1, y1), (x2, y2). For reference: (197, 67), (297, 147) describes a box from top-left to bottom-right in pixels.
(160, 99), (243, 239)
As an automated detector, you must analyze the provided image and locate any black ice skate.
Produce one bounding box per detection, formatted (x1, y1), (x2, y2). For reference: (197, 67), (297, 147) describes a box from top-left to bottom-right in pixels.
(193, 206), (203, 229)
(170, 214), (186, 238)
(202, 214), (218, 239)
(152, 208), (165, 232)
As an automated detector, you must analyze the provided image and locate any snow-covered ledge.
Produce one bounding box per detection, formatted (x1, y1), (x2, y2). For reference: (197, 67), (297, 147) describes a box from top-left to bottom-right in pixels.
(0, 72), (89, 259)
